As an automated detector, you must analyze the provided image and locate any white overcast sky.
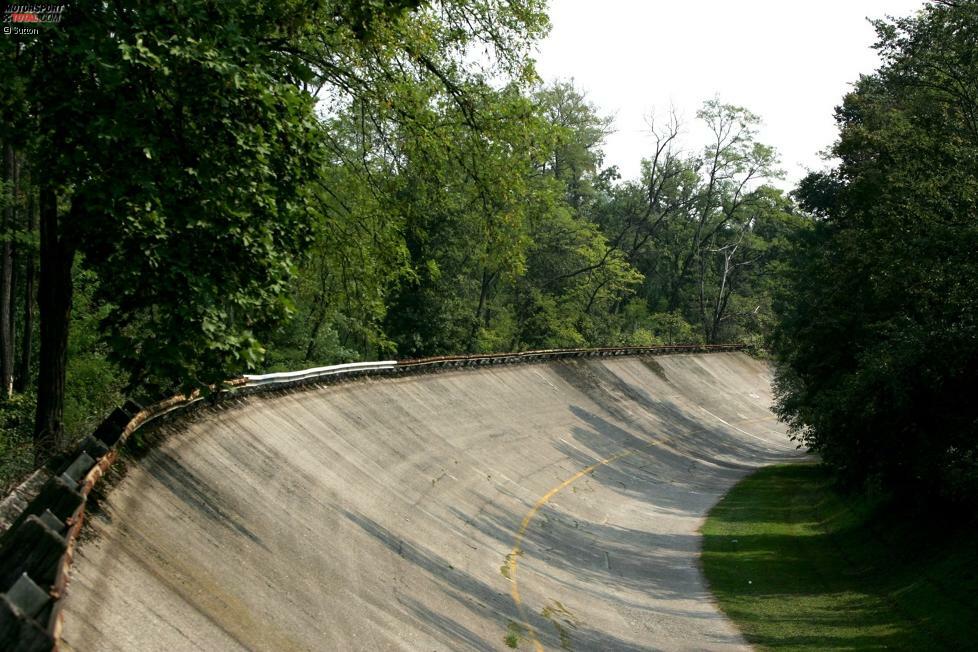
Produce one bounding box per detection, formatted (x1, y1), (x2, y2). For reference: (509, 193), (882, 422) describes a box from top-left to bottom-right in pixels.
(534, 0), (928, 188)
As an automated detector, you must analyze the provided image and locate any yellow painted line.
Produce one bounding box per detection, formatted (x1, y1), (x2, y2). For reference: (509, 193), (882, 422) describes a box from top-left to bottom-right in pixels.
(502, 415), (781, 649)
(503, 447), (642, 651)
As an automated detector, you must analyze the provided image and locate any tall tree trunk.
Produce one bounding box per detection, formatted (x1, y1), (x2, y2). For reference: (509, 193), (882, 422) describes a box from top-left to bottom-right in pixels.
(16, 189), (36, 392)
(8, 154), (19, 389)
(8, 238), (17, 389)
(467, 268), (495, 352)
(698, 255), (711, 343)
(33, 186), (74, 465)
(304, 262), (330, 361)
(1, 143), (15, 398)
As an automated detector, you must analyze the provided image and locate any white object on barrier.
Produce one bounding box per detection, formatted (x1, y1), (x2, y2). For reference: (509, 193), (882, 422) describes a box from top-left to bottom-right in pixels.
(243, 361), (397, 387)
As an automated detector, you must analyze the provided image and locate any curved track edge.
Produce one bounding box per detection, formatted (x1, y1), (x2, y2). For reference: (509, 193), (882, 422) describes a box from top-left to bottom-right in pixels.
(0, 344), (749, 651)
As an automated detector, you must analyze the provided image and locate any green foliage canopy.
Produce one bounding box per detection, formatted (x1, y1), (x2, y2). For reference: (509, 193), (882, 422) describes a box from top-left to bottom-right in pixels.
(773, 0), (978, 505)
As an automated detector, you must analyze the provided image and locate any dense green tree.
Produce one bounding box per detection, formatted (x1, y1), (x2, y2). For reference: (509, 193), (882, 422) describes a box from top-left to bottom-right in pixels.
(535, 81), (612, 208)
(773, 0), (978, 505)
(382, 84), (544, 355)
(591, 101), (794, 345)
(303, 75), (635, 358)
(0, 0), (548, 462)
(12, 2), (339, 460)
(507, 83), (638, 350)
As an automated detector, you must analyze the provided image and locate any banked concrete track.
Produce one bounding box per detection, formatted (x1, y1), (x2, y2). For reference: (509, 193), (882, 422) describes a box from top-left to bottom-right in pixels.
(60, 352), (801, 651)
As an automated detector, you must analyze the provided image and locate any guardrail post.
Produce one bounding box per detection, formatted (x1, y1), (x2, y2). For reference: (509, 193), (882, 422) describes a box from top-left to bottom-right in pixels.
(59, 453), (96, 487)
(92, 406), (135, 448)
(0, 516), (66, 591)
(6, 575), (48, 620)
(0, 592), (53, 652)
(0, 477), (83, 546)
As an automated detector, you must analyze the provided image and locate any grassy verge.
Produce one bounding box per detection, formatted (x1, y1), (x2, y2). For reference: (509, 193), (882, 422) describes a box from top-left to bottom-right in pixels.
(701, 464), (978, 651)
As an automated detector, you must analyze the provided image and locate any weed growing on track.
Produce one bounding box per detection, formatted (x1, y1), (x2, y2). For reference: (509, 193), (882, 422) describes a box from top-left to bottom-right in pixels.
(504, 621), (523, 648)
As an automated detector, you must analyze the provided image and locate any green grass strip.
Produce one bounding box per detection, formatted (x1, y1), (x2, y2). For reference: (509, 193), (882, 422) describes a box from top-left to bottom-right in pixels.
(701, 464), (978, 651)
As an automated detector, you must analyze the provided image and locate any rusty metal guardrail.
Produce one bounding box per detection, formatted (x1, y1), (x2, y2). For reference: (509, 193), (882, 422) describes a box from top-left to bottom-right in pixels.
(395, 344), (745, 370)
(0, 343), (747, 650)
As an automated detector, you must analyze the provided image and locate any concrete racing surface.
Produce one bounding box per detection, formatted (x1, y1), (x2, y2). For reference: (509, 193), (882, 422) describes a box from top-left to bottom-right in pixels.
(60, 352), (802, 651)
